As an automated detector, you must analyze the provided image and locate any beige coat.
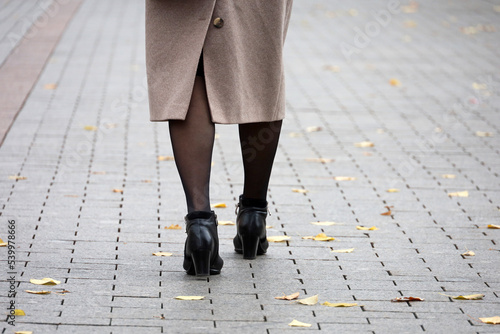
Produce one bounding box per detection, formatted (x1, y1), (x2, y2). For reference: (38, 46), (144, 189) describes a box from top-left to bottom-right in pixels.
(145, 0), (293, 124)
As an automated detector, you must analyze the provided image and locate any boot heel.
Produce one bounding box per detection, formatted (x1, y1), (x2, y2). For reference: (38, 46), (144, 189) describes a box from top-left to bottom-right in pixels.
(240, 235), (259, 260)
(191, 250), (211, 277)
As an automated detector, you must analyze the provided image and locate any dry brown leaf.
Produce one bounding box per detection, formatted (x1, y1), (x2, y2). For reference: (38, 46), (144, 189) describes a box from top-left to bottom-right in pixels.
(158, 155), (174, 161)
(292, 188), (309, 193)
(310, 221), (340, 226)
(322, 301), (358, 307)
(267, 235), (291, 243)
(175, 296), (204, 300)
(30, 278), (60, 285)
(334, 176), (356, 181)
(142, 179), (152, 183)
(218, 221), (235, 226)
(389, 78), (401, 86)
(112, 188), (123, 193)
(380, 205), (393, 216)
(479, 316), (500, 324)
(448, 191), (468, 197)
(297, 294), (318, 306)
(476, 131), (494, 137)
(64, 194), (79, 198)
(391, 296), (424, 302)
(354, 141), (374, 148)
(165, 224), (182, 230)
(288, 319), (312, 327)
(487, 224), (500, 229)
(442, 174), (456, 179)
(44, 83), (57, 90)
(305, 158), (334, 163)
(211, 202), (226, 208)
(331, 248), (354, 253)
(14, 309), (25, 316)
(386, 188), (400, 193)
(25, 290), (51, 294)
(275, 292), (300, 300)
(461, 250), (475, 256)
(306, 126), (322, 132)
(53, 289), (70, 295)
(152, 252), (173, 257)
(9, 175), (27, 180)
(356, 226), (379, 231)
(83, 125), (98, 131)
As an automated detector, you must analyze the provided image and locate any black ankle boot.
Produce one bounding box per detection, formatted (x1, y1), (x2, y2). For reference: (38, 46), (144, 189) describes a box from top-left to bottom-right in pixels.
(183, 211), (223, 276)
(233, 195), (269, 259)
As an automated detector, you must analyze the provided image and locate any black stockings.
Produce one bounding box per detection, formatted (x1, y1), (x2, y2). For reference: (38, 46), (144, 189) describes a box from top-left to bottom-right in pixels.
(169, 76), (282, 213)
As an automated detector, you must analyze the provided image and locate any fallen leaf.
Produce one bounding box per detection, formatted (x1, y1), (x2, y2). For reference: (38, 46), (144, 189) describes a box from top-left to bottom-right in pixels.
(275, 292), (300, 300)
(297, 294), (318, 306)
(165, 224), (182, 230)
(476, 131), (493, 137)
(211, 203), (226, 208)
(64, 194), (79, 198)
(153, 315), (165, 320)
(152, 252), (172, 257)
(175, 296), (204, 300)
(214, 133), (220, 139)
(363, 151), (373, 156)
(461, 250), (475, 256)
(404, 20), (417, 28)
(218, 221), (235, 226)
(113, 188), (123, 193)
(305, 158), (333, 163)
(391, 296), (424, 302)
(324, 65), (340, 72)
(389, 78), (401, 86)
(472, 82), (488, 90)
(448, 191), (468, 197)
(386, 188), (400, 193)
(0, 238), (7, 247)
(288, 319), (312, 327)
(310, 221), (340, 226)
(158, 155), (174, 161)
(142, 179), (152, 183)
(331, 248), (354, 253)
(334, 176), (356, 181)
(292, 188), (309, 193)
(401, 1), (419, 13)
(53, 289), (70, 295)
(356, 226), (379, 230)
(83, 125), (98, 131)
(15, 331), (33, 334)
(348, 8), (358, 16)
(14, 309), (25, 316)
(354, 141), (374, 148)
(479, 316), (500, 324)
(9, 175), (27, 180)
(322, 301), (358, 307)
(104, 122), (118, 129)
(288, 132), (303, 138)
(487, 224), (500, 229)
(440, 293), (484, 300)
(44, 83), (57, 90)
(380, 205), (393, 215)
(30, 278), (60, 285)
(306, 126), (322, 132)
(266, 226), (273, 229)
(442, 174), (456, 179)
(92, 171), (106, 175)
(303, 233), (335, 241)
(267, 235), (291, 242)
(25, 290), (51, 294)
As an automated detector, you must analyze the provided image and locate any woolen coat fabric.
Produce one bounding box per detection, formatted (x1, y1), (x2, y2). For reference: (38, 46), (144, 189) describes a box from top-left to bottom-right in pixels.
(145, 0), (293, 124)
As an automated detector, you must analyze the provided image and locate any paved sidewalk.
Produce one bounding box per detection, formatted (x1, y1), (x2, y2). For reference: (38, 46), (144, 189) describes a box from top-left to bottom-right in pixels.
(1, 0), (499, 333)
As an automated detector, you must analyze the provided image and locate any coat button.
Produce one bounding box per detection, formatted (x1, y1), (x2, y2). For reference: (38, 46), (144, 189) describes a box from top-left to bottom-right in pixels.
(213, 17), (224, 28)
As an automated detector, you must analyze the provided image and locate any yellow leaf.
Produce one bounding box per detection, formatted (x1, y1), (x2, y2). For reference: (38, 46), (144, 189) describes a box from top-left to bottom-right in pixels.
(461, 250), (475, 256)
(440, 293), (484, 300)
(9, 175), (27, 180)
(305, 158), (334, 163)
(175, 296), (204, 300)
(288, 132), (303, 138)
(311, 233), (335, 241)
(158, 155), (174, 161)
(165, 224), (182, 230)
(322, 301), (358, 307)
(448, 191), (469, 197)
(331, 248), (354, 253)
(14, 309), (26, 316)
(348, 8), (358, 16)
(306, 126), (322, 132)
(310, 221), (340, 226)
(356, 226), (378, 231)
(354, 141), (374, 148)
(112, 188), (123, 193)
(267, 236), (291, 243)
(83, 125), (98, 131)
(25, 290), (51, 294)
(152, 252), (172, 257)
(44, 83), (57, 90)
(476, 131), (493, 137)
(15, 331), (33, 334)
(334, 176), (356, 181)
(386, 188), (400, 193)
(442, 174), (456, 179)
(211, 202), (226, 208)
(297, 294), (318, 306)
(292, 188), (309, 193)
(487, 224), (500, 229)
(275, 292), (300, 300)
(30, 278), (60, 285)
(479, 316), (500, 324)
(218, 221), (235, 226)
(0, 242), (7, 247)
(389, 78), (401, 86)
(288, 319), (312, 327)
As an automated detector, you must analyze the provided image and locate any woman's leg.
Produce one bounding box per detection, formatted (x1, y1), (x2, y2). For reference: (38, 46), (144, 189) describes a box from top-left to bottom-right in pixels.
(169, 76), (214, 213)
(238, 120), (283, 202)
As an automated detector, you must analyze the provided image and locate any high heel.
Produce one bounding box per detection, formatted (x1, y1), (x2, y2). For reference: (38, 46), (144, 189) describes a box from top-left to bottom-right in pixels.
(233, 195), (269, 260)
(183, 211), (223, 276)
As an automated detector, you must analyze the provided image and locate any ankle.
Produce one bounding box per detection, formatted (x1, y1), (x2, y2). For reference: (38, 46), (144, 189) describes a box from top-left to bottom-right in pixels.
(240, 195), (267, 208)
(186, 210), (213, 220)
